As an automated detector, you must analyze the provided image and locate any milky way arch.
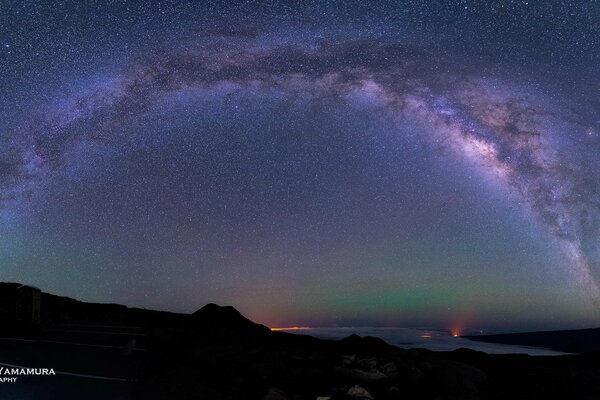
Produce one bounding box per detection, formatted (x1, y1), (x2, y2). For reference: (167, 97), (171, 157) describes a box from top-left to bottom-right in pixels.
(3, 39), (600, 298)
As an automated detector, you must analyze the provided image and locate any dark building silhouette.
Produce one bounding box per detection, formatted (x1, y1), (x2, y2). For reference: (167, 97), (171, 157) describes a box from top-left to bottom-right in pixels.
(0, 283), (41, 325)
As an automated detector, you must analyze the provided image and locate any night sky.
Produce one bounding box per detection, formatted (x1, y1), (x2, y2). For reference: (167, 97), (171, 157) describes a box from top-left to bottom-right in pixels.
(1, 1), (599, 331)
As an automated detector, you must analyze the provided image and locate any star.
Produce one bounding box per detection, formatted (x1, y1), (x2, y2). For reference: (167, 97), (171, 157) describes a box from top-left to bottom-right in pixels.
(0, 0), (598, 331)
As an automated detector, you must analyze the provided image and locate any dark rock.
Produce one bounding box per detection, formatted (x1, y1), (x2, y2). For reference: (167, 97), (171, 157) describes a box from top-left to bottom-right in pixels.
(262, 387), (289, 400)
(388, 385), (402, 399)
(334, 366), (387, 383)
(435, 369), (459, 392)
(460, 376), (480, 396)
(397, 361), (424, 384)
(351, 367), (388, 383)
(342, 354), (356, 366)
(417, 361), (433, 373)
(405, 349), (421, 359)
(344, 384), (374, 400)
(356, 356), (378, 370)
(380, 361), (399, 379)
(569, 370), (600, 391)
(447, 361), (486, 384)
(340, 334), (395, 353)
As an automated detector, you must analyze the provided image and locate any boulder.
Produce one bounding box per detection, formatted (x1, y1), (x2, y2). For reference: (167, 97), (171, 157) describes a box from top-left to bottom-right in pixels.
(334, 366), (387, 383)
(262, 387), (289, 400)
(352, 368), (388, 383)
(380, 361), (399, 379)
(388, 385), (402, 399)
(345, 385), (374, 400)
(342, 354), (356, 366)
(445, 361), (487, 384)
(397, 362), (424, 384)
(356, 356), (378, 370)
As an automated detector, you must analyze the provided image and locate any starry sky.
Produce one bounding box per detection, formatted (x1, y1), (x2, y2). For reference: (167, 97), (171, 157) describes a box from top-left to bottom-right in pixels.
(1, 0), (599, 331)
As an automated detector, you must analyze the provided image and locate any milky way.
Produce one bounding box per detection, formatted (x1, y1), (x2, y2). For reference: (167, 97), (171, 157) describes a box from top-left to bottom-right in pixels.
(1, 1), (599, 328)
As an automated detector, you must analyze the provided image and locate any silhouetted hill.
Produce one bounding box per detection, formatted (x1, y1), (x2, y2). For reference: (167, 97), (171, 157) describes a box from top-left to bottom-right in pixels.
(192, 303), (269, 331)
(189, 303), (272, 343)
(466, 328), (600, 353)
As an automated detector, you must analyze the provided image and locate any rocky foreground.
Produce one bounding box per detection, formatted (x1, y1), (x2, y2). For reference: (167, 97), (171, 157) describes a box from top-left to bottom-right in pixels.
(135, 304), (600, 400)
(2, 284), (600, 399)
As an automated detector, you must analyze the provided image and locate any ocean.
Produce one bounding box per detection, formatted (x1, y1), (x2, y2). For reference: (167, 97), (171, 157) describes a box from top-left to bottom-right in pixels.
(278, 327), (567, 355)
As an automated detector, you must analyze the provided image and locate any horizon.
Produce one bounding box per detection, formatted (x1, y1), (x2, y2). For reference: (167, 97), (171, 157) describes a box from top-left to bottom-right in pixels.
(10, 280), (600, 335)
(2, 1), (600, 332)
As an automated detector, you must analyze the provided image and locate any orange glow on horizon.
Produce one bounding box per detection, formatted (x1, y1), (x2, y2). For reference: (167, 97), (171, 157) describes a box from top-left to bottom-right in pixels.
(270, 326), (312, 331)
